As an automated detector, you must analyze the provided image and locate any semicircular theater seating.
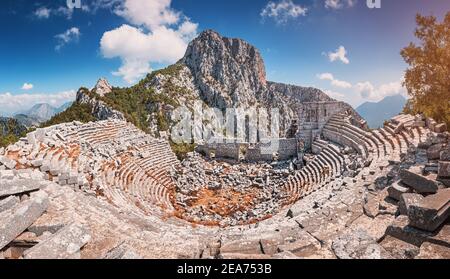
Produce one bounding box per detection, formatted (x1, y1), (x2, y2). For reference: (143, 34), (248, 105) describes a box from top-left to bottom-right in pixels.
(1, 120), (181, 220)
(284, 112), (428, 201)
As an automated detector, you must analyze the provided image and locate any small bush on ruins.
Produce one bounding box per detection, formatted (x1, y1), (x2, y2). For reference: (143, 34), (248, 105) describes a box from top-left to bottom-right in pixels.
(170, 141), (196, 160)
(401, 12), (450, 130)
(41, 103), (96, 128)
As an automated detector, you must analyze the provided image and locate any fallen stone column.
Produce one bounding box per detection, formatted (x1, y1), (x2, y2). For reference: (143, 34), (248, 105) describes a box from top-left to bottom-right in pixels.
(0, 191), (49, 250)
(23, 223), (91, 259)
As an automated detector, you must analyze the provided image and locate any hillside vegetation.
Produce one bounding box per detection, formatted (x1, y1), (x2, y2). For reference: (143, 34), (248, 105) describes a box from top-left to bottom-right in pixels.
(0, 118), (27, 148)
(401, 13), (450, 129)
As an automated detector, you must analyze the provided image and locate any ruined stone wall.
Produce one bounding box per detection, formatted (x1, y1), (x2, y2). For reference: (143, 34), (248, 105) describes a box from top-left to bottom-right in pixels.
(196, 138), (297, 162)
(297, 101), (358, 149)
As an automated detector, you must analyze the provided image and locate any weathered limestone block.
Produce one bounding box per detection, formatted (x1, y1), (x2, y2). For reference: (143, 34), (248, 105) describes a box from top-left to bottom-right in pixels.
(0, 170), (14, 180)
(434, 123), (448, 133)
(408, 188), (450, 232)
(331, 229), (393, 259)
(399, 193), (424, 216)
(0, 156), (16, 170)
(380, 235), (420, 259)
(0, 196), (20, 213)
(23, 223), (91, 259)
(427, 144), (445, 160)
(387, 181), (412, 201)
(0, 191), (49, 250)
(416, 242), (450, 259)
(103, 243), (143, 259)
(438, 161), (450, 178)
(0, 179), (42, 198)
(220, 239), (262, 255)
(441, 148), (450, 161)
(400, 167), (439, 194)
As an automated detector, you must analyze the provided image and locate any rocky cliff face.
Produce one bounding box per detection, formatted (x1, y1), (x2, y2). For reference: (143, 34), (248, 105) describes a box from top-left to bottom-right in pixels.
(181, 30), (267, 109)
(93, 78), (113, 97)
(76, 89), (126, 121)
(72, 30), (360, 137)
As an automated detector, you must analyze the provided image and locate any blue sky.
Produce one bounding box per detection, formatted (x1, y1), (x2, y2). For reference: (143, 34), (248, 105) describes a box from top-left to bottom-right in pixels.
(1, 0), (449, 115)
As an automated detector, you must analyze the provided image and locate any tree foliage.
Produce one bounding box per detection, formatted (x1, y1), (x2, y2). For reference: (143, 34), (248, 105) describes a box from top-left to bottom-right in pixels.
(401, 13), (450, 128)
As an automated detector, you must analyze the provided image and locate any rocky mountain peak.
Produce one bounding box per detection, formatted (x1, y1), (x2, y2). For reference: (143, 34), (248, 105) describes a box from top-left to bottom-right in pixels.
(181, 30), (267, 108)
(94, 78), (113, 97)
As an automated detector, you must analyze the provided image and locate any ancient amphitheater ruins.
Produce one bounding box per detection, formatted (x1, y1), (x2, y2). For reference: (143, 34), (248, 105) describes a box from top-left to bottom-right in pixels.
(0, 106), (449, 259)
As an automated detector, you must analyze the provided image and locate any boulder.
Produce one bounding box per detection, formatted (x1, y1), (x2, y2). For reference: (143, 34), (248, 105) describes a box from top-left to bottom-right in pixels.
(23, 223), (91, 259)
(400, 167), (439, 194)
(387, 181), (412, 201)
(427, 144), (446, 160)
(0, 191), (49, 250)
(408, 188), (450, 232)
(399, 193), (424, 216)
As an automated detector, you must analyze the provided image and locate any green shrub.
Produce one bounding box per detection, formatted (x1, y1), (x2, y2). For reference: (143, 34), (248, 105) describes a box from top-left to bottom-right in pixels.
(41, 102), (96, 128)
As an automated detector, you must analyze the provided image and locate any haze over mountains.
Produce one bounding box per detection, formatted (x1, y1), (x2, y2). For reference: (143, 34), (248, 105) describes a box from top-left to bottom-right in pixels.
(11, 102), (73, 127)
(356, 95), (407, 129)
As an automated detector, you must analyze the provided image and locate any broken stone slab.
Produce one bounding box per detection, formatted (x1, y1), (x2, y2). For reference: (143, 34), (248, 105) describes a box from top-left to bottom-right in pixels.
(331, 229), (393, 259)
(0, 179), (42, 198)
(400, 167), (439, 194)
(386, 215), (449, 247)
(363, 194), (380, 218)
(0, 196), (20, 213)
(408, 188), (450, 232)
(380, 235), (420, 259)
(388, 181), (412, 201)
(399, 193), (424, 216)
(220, 239), (263, 255)
(103, 243), (143, 259)
(416, 242), (450, 259)
(0, 191), (49, 250)
(23, 223), (91, 259)
(438, 161), (450, 178)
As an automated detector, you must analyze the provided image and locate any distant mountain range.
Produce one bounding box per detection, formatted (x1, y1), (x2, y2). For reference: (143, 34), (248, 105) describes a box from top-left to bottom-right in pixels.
(13, 102), (72, 127)
(356, 95), (407, 129)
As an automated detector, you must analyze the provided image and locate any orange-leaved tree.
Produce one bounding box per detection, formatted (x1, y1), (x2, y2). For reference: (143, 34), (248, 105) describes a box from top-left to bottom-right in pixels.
(401, 13), (450, 129)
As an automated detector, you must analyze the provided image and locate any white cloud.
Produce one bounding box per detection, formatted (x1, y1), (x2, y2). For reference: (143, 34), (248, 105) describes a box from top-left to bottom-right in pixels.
(0, 91), (76, 116)
(55, 27), (81, 51)
(261, 0), (307, 24)
(34, 7), (51, 19)
(100, 0), (198, 84)
(324, 89), (345, 101)
(325, 0), (357, 9)
(317, 73), (352, 88)
(327, 46), (350, 64)
(355, 80), (406, 101)
(114, 0), (180, 30)
(21, 83), (34, 90)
